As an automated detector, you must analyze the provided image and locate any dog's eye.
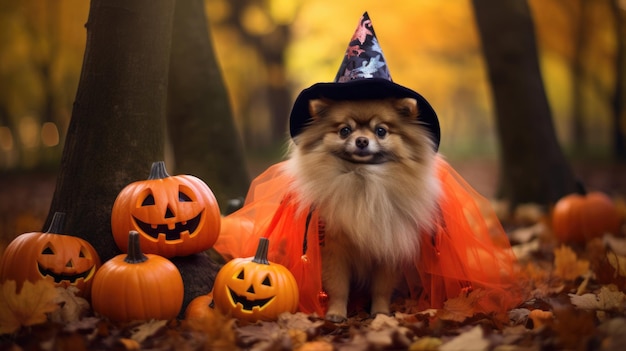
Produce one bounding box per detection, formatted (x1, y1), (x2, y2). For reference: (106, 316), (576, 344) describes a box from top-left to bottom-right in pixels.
(375, 127), (387, 138)
(339, 126), (352, 138)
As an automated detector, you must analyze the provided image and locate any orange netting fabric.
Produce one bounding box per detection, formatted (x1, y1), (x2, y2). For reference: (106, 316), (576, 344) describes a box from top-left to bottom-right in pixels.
(213, 156), (523, 317)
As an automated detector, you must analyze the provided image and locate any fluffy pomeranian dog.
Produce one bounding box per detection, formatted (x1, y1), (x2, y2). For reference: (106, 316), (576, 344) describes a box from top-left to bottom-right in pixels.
(285, 97), (441, 322)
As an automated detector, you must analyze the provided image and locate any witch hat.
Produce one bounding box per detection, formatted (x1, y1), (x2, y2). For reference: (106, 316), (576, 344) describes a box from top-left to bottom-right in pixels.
(288, 12), (440, 150)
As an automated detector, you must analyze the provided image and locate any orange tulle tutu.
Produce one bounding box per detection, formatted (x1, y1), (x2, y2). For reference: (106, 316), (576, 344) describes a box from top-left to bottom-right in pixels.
(213, 156), (523, 317)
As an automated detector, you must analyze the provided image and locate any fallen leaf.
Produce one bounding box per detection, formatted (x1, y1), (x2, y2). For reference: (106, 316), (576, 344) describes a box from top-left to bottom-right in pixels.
(553, 245), (590, 281)
(129, 319), (168, 344)
(440, 326), (489, 351)
(438, 289), (484, 322)
(597, 317), (626, 351)
(606, 251), (626, 277)
(508, 308), (530, 325)
(297, 340), (334, 351)
(603, 234), (626, 256)
(49, 286), (90, 324)
(569, 285), (626, 312)
(528, 309), (553, 329)
(369, 313), (399, 330)
(277, 312), (324, 333)
(118, 337), (141, 350)
(409, 336), (442, 351)
(0, 279), (59, 334)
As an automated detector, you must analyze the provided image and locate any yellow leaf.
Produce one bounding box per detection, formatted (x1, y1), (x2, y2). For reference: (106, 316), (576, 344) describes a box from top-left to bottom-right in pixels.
(0, 280), (59, 334)
(409, 337), (442, 351)
(607, 251), (626, 277)
(553, 245), (590, 281)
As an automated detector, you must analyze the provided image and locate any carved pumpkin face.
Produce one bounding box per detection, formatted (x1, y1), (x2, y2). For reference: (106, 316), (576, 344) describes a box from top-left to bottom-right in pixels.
(111, 161), (221, 258)
(213, 238), (299, 321)
(0, 213), (100, 298)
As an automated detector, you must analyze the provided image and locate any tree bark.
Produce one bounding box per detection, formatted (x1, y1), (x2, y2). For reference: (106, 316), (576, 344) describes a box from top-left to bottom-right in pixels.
(610, 0), (626, 162)
(471, 0), (579, 206)
(167, 0), (250, 210)
(45, 0), (175, 261)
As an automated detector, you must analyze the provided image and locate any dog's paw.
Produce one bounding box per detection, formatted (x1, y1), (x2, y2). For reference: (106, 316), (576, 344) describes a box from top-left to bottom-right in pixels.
(325, 313), (347, 323)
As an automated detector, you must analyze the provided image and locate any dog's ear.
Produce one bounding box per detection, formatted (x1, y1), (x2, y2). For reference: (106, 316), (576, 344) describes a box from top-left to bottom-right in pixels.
(309, 99), (331, 119)
(394, 98), (419, 119)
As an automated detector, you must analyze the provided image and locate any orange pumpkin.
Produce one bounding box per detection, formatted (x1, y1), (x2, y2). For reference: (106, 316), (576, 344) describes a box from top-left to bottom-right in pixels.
(552, 191), (622, 243)
(111, 161), (221, 258)
(212, 238), (299, 321)
(91, 231), (184, 322)
(185, 292), (215, 320)
(0, 212), (101, 298)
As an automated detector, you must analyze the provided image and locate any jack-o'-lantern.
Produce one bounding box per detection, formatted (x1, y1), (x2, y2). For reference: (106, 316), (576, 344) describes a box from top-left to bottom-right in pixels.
(0, 212), (101, 298)
(111, 161), (221, 258)
(212, 238), (299, 321)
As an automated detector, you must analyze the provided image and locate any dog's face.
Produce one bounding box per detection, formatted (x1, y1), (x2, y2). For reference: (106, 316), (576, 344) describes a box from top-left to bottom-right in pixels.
(294, 97), (433, 166)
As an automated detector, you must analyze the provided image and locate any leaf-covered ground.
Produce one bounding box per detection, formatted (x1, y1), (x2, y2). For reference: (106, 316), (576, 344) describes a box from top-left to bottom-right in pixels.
(2, 163), (626, 350)
(2, 204), (626, 351)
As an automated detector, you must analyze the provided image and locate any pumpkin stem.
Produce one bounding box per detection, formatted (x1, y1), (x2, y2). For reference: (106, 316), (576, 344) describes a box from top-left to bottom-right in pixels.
(125, 231), (148, 264)
(252, 237), (270, 265)
(148, 161), (170, 180)
(576, 180), (587, 196)
(47, 212), (66, 234)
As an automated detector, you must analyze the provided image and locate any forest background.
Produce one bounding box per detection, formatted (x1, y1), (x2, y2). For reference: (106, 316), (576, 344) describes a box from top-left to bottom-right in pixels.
(0, 0), (624, 245)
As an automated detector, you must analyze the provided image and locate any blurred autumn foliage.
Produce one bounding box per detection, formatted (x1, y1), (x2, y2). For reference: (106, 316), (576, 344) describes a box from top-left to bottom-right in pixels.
(0, 0), (623, 171)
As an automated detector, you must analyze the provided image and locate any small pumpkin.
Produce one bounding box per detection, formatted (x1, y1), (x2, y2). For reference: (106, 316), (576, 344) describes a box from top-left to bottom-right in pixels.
(552, 191), (622, 243)
(185, 292), (215, 321)
(91, 231), (184, 322)
(212, 237), (299, 321)
(0, 212), (100, 298)
(111, 161), (221, 258)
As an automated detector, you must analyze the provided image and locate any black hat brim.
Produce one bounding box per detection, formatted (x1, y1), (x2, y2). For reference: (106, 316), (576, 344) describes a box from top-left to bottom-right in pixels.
(289, 78), (440, 150)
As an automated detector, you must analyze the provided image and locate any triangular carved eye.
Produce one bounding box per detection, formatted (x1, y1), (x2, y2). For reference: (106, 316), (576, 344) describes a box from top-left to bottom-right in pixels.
(79, 248), (86, 258)
(141, 194), (155, 206)
(262, 275), (271, 287)
(236, 270), (244, 280)
(42, 246), (54, 255)
(179, 191), (192, 202)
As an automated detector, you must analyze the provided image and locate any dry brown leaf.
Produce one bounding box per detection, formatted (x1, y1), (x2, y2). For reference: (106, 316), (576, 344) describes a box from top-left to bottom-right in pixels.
(604, 234), (626, 256)
(438, 290), (484, 322)
(49, 286), (90, 324)
(569, 285), (626, 312)
(0, 279), (59, 334)
(130, 319), (168, 344)
(553, 245), (590, 281)
(607, 251), (626, 278)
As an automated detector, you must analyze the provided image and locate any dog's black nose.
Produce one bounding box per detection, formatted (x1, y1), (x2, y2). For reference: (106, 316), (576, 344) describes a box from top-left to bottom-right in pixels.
(356, 137), (369, 149)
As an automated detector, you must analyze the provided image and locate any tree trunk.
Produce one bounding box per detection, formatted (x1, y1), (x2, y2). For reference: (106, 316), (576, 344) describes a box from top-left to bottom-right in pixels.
(471, 0), (579, 206)
(45, 0), (175, 262)
(610, 0), (626, 162)
(167, 0), (250, 211)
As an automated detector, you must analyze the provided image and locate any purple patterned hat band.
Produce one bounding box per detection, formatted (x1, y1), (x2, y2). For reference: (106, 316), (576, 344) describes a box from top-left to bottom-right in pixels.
(334, 12), (392, 83)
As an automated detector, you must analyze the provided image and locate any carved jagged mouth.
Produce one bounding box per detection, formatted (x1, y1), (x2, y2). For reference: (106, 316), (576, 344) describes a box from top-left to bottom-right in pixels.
(228, 287), (274, 311)
(133, 211), (203, 240)
(38, 264), (95, 284)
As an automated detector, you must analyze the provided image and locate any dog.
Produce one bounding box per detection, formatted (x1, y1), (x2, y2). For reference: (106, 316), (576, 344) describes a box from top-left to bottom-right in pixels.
(284, 97), (441, 322)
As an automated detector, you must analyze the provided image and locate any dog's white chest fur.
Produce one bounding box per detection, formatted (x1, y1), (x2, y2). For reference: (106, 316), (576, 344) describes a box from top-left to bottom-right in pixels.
(285, 156), (440, 266)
